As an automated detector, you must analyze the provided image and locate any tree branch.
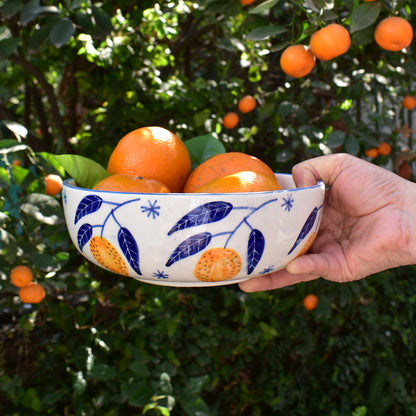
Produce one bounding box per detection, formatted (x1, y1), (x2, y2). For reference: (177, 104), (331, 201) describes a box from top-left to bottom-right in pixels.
(9, 54), (70, 152)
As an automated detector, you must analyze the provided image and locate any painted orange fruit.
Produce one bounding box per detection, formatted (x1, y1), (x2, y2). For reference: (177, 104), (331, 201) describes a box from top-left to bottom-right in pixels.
(90, 236), (129, 276)
(194, 248), (242, 282)
(296, 232), (317, 257)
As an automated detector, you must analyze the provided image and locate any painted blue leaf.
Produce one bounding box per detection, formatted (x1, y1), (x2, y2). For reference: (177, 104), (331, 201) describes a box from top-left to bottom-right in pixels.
(288, 207), (319, 255)
(247, 229), (265, 274)
(74, 195), (103, 224)
(165, 232), (212, 267)
(77, 223), (93, 252)
(118, 227), (141, 275)
(167, 202), (233, 235)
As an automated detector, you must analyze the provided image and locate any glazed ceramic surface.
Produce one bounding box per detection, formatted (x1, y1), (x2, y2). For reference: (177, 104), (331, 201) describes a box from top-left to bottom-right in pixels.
(62, 174), (325, 287)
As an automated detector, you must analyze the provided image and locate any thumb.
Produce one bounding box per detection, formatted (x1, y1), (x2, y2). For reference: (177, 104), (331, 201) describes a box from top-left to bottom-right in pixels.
(291, 153), (350, 188)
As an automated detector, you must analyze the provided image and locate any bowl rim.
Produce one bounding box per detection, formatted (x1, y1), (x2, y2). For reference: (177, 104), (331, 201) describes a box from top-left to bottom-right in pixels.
(62, 174), (325, 196)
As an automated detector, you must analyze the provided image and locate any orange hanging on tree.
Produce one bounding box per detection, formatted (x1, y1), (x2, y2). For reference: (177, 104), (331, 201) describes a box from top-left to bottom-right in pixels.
(280, 45), (316, 78)
(374, 16), (413, 52)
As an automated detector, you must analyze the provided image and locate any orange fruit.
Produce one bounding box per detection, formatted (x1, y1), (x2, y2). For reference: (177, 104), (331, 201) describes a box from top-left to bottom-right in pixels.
(107, 126), (191, 193)
(303, 294), (319, 311)
(240, 0), (255, 5)
(194, 248), (242, 281)
(12, 159), (22, 166)
(238, 95), (257, 113)
(194, 171), (282, 193)
(90, 236), (129, 276)
(45, 174), (63, 196)
(19, 283), (46, 304)
(310, 23), (351, 61)
(374, 16), (413, 52)
(222, 112), (239, 129)
(378, 142), (392, 156)
(280, 45), (316, 78)
(402, 95), (416, 110)
(93, 174), (170, 193)
(10, 265), (33, 288)
(183, 152), (277, 193)
(365, 148), (379, 158)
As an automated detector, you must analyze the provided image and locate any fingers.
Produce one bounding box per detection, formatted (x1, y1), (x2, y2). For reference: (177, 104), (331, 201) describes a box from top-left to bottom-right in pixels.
(238, 253), (333, 292)
(238, 268), (319, 292)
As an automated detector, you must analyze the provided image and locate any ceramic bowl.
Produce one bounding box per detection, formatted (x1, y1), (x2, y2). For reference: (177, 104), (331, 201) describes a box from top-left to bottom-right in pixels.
(61, 174), (325, 287)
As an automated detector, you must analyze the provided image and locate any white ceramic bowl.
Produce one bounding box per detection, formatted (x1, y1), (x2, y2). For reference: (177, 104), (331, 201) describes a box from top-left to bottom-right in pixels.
(62, 174), (325, 287)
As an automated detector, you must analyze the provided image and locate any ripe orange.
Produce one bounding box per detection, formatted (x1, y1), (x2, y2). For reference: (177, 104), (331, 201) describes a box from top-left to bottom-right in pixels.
(238, 95), (257, 113)
(183, 152), (277, 193)
(310, 23), (351, 61)
(280, 45), (316, 78)
(374, 16), (413, 51)
(194, 248), (242, 281)
(10, 265), (33, 288)
(222, 112), (239, 129)
(402, 95), (416, 110)
(107, 126), (191, 193)
(240, 0), (255, 5)
(194, 171), (281, 193)
(12, 159), (22, 166)
(19, 283), (46, 304)
(303, 294), (319, 311)
(45, 174), (63, 196)
(378, 142), (392, 156)
(93, 174), (170, 193)
(365, 148), (379, 158)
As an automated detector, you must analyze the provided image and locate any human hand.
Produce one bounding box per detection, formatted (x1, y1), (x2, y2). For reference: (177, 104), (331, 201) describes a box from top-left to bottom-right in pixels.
(239, 153), (416, 292)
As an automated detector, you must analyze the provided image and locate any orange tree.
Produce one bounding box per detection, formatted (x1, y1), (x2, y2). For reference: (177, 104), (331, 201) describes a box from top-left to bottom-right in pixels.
(1, 0), (416, 415)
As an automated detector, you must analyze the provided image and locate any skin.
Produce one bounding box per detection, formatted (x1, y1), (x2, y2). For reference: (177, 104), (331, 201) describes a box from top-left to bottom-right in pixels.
(239, 153), (416, 292)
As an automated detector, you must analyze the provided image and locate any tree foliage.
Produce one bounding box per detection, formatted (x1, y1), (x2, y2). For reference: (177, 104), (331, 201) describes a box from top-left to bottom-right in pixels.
(1, 0), (416, 415)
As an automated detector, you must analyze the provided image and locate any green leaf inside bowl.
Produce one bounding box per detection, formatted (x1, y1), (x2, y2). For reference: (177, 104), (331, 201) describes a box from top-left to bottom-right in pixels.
(53, 154), (110, 189)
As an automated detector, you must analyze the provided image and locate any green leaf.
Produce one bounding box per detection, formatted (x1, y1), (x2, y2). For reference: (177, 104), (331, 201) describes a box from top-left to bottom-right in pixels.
(345, 134), (360, 156)
(91, 6), (113, 35)
(2, 120), (28, 138)
(0, 37), (19, 58)
(184, 133), (226, 171)
(249, 0), (280, 14)
(326, 130), (346, 148)
(0, 228), (17, 263)
(20, 193), (63, 226)
(20, 0), (40, 25)
(88, 364), (117, 381)
(245, 25), (287, 41)
(49, 18), (75, 48)
(52, 154), (110, 189)
(0, 139), (27, 154)
(350, 2), (381, 33)
(2, 0), (22, 18)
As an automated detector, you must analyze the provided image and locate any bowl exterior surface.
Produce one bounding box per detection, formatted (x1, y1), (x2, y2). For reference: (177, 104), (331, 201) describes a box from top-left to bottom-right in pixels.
(62, 174), (325, 287)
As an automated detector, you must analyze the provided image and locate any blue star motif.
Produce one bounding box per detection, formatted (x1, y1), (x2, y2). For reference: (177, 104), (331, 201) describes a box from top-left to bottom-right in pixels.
(141, 199), (161, 219)
(261, 266), (274, 275)
(281, 194), (294, 212)
(63, 190), (67, 205)
(152, 269), (169, 279)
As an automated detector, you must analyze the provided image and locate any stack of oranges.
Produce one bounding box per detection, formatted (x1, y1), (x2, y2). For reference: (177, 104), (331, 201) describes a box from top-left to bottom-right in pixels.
(93, 125), (281, 195)
(10, 265), (46, 304)
(280, 15), (413, 79)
